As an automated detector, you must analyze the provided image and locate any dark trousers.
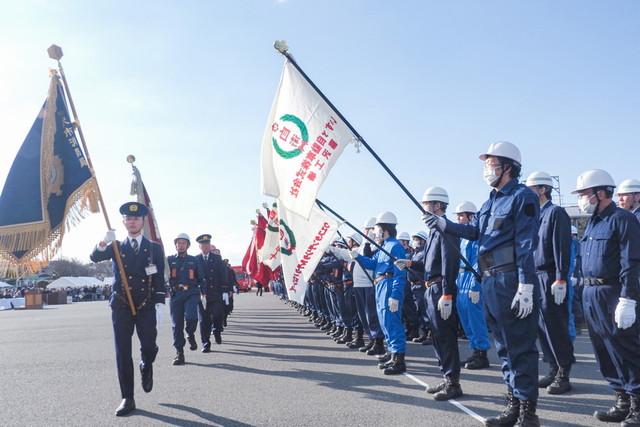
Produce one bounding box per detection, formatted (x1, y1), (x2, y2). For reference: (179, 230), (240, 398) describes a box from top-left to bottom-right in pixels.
(483, 270), (539, 401)
(170, 289), (199, 348)
(411, 285), (429, 330)
(424, 283), (460, 377)
(112, 306), (158, 398)
(583, 284), (640, 395)
(199, 298), (225, 345)
(403, 280), (420, 328)
(354, 286), (383, 339)
(537, 271), (575, 367)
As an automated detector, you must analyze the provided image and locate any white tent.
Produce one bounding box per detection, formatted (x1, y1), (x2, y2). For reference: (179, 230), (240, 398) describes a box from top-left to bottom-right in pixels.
(48, 277), (105, 289)
(0, 281), (12, 288)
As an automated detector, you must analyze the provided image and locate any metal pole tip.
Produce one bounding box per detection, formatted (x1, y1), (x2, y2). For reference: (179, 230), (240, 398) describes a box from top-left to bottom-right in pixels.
(273, 40), (288, 55)
(47, 45), (63, 60)
(126, 155), (136, 164)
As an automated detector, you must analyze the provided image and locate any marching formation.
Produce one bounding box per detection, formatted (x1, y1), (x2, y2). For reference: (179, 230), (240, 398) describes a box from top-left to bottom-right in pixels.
(272, 141), (640, 427)
(91, 203), (238, 417)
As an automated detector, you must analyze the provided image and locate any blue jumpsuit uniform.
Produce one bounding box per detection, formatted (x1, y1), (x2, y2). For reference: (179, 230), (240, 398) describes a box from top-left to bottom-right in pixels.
(412, 225), (461, 378)
(567, 236), (581, 341)
(534, 200), (575, 368)
(445, 179), (540, 401)
(357, 237), (407, 354)
(456, 238), (491, 352)
(168, 254), (206, 349)
(196, 252), (228, 348)
(353, 243), (384, 340)
(581, 202), (640, 395)
(90, 237), (166, 399)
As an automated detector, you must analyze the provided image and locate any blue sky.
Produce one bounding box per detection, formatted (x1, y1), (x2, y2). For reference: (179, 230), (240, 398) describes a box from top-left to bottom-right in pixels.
(1, 1), (639, 265)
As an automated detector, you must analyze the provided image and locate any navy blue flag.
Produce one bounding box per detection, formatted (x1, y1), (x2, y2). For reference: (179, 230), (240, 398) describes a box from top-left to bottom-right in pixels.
(0, 71), (98, 276)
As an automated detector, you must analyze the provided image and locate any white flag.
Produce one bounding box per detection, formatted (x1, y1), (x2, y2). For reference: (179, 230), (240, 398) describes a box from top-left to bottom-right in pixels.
(261, 60), (354, 219)
(279, 203), (339, 304)
(259, 200), (282, 270)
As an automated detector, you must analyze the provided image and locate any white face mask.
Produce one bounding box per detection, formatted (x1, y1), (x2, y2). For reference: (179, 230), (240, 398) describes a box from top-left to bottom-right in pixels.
(578, 194), (597, 214)
(483, 166), (501, 187)
(374, 226), (384, 240)
(410, 240), (420, 249)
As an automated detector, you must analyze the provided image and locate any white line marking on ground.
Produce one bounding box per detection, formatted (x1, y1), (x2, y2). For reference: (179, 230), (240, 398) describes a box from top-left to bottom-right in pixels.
(403, 372), (486, 424)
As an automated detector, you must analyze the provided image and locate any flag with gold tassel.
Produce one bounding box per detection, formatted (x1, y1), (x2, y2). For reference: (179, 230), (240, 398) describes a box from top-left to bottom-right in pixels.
(0, 70), (98, 276)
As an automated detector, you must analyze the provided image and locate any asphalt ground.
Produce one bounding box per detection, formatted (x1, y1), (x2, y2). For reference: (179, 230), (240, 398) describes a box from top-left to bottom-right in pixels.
(1, 291), (612, 426)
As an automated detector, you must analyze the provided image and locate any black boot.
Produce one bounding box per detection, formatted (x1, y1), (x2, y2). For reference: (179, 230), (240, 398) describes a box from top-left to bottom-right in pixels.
(321, 321), (334, 332)
(359, 338), (375, 353)
(466, 350), (490, 370)
(514, 400), (540, 427)
(378, 354), (395, 369)
(383, 353), (406, 375)
(537, 363), (558, 388)
(366, 337), (386, 356)
(187, 334), (197, 351)
(331, 326), (344, 338)
(427, 379), (447, 394)
(594, 391), (631, 423)
(422, 329), (433, 345)
(172, 348), (185, 365)
(434, 375), (463, 401)
(547, 366), (571, 395)
(377, 351), (393, 363)
(347, 330), (365, 349)
(337, 328), (353, 344)
(461, 349), (479, 365)
(484, 392), (520, 426)
(622, 395), (640, 426)
(413, 332), (428, 343)
(406, 325), (420, 341)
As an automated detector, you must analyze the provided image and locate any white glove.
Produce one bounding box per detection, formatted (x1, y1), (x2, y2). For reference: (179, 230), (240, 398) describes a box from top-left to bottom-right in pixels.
(394, 259), (411, 270)
(222, 293), (230, 305)
(103, 229), (116, 244)
(438, 296), (453, 320)
(615, 297), (637, 329)
(233, 285), (238, 294)
(201, 295), (207, 307)
(348, 249), (359, 260)
(510, 284), (534, 319)
(155, 303), (165, 329)
(388, 297), (399, 312)
(422, 211), (446, 231)
(570, 277), (578, 287)
(469, 290), (480, 305)
(551, 281), (567, 305)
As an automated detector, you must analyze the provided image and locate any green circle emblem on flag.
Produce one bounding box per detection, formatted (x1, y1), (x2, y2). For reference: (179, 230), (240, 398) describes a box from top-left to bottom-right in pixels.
(272, 114), (308, 159)
(279, 219), (297, 256)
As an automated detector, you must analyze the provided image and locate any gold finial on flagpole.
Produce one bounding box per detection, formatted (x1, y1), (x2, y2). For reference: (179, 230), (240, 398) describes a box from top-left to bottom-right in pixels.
(127, 155), (136, 164)
(47, 45), (63, 61)
(273, 40), (289, 55)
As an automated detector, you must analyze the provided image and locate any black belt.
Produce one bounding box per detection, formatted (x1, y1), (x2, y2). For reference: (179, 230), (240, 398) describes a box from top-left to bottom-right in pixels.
(425, 279), (443, 288)
(478, 246), (515, 271)
(583, 277), (617, 286)
(483, 263), (517, 277)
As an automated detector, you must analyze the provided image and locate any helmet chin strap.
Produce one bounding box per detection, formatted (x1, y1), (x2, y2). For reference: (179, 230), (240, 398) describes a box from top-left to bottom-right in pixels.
(491, 163), (508, 188)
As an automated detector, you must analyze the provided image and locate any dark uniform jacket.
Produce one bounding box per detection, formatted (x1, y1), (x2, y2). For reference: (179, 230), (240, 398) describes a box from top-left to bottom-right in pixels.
(90, 237), (166, 310)
(196, 252), (228, 299)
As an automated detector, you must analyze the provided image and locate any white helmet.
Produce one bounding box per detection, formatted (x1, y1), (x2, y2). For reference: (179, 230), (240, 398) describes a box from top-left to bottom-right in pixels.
(572, 169), (616, 193)
(616, 179), (640, 195)
(397, 232), (411, 241)
(454, 201), (478, 214)
(364, 217), (376, 229)
(174, 233), (191, 245)
(526, 171), (554, 188)
(571, 225), (578, 235)
(375, 211), (398, 225)
(479, 141), (521, 166)
(348, 233), (363, 246)
(412, 231), (429, 242)
(421, 186), (449, 204)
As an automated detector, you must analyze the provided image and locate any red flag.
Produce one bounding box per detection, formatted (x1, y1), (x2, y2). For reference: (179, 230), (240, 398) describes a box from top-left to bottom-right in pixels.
(243, 212), (272, 285)
(130, 162), (165, 248)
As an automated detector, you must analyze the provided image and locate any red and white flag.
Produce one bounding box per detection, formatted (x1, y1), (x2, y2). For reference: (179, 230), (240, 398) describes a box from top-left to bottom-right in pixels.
(261, 60), (354, 219)
(259, 200), (282, 270)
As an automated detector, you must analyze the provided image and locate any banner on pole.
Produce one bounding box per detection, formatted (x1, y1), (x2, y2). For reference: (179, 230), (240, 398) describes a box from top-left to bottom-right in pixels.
(261, 61), (354, 219)
(259, 200), (281, 270)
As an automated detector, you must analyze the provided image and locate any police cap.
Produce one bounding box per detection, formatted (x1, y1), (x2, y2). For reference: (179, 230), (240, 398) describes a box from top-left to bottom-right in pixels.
(119, 202), (147, 217)
(196, 234), (212, 244)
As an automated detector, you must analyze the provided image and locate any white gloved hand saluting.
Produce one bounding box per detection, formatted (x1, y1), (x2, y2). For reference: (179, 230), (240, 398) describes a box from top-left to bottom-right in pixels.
(422, 211), (446, 231)
(394, 259), (411, 270)
(615, 297), (637, 329)
(511, 284), (534, 319)
(388, 297), (399, 313)
(469, 290), (480, 305)
(551, 280), (567, 305)
(155, 303), (165, 329)
(438, 295), (453, 320)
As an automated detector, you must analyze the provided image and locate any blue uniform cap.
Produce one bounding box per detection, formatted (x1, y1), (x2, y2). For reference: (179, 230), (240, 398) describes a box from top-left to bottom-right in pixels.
(119, 202), (147, 217)
(196, 234), (212, 244)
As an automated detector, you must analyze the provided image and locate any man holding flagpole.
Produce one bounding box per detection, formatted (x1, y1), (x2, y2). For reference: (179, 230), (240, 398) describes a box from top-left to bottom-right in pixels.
(91, 202), (166, 416)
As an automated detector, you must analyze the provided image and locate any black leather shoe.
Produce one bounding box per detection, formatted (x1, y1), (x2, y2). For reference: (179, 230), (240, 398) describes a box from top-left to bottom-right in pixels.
(115, 398), (136, 416)
(140, 362), (153, 393)
(202, 342), (212, 353)
(173, 349), (185, 365)
(214, 331), (222, 345)
(188, 334), (197, 351)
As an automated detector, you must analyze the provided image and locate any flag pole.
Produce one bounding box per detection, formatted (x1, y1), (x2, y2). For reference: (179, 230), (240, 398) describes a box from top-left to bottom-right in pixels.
(276, 41), (481, 282)
(47, 44), (137, 316)
(315, 200), (395, 260)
